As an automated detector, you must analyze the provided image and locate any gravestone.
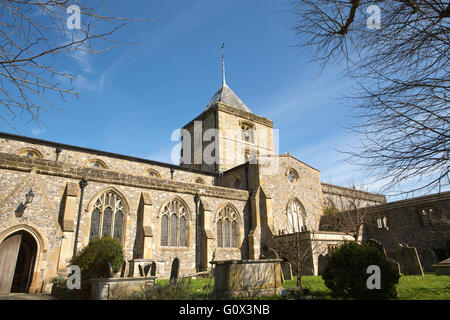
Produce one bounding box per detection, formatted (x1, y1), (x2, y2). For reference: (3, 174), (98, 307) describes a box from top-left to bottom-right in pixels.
(128, 259), (154, 278)
(138, 264), (144, 277)
(150, 261), (157, 277)
(395, 245), (424, 275)
(366, 239), (388, 257)
(420, 248), (437, 272)
(281, 262), (292, 280)
(143, 264), (151, 277)
(170, 257), (180, 285)
(433, 258), (450, 275)
(318, 254), (329, 276)
(389, 258), (402, 277)
(120, 261), (127, 278)
(108, 263), (113, 277)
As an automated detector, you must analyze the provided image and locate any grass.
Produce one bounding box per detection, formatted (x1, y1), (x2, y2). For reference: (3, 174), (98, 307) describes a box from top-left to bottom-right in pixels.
(156, 278), (215, 299)
(283, 274), (450, 300)
(283, 276), (333, 299)
(121, 273), (449, 300)
(397, 274), (450, 300)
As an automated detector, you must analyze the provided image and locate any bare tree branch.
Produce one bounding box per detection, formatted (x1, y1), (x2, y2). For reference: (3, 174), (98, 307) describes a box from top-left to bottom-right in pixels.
(0, 0), (150, 129)
(289, 0), (449, 195)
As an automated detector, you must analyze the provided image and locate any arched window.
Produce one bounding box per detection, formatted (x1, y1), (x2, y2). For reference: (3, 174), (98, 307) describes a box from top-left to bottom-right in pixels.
(87, 159), (108, 169)
(160, 198), (188, 247)
(17, 148), (43, 159)
(146, 169), (161, 178)
(89, 191), (126, 242)
(217, 205), (239, 248)
(194, 177), (206, 184)
(161, 215), (169, 246)
(240, 121), (255, 143)
(323, 198), (337, 214)
(286, 168), (299, 183)
(286, 199), (306, 233)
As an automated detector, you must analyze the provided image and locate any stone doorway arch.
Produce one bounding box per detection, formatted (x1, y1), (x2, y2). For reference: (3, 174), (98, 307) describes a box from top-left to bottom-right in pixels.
(0, 231), (37, 294)
(0, 225), (47, 294)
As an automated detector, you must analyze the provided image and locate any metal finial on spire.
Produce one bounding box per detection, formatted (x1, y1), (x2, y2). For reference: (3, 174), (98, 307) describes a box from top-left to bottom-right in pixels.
(221, 42), (226, 86)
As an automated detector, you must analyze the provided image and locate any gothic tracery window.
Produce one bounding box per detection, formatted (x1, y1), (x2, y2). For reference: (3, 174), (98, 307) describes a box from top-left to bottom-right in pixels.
(89, 191), (125, 242)
(160, 198), (188, 247)
(217, 205), (239, 248)
(286, 199), (306, 233)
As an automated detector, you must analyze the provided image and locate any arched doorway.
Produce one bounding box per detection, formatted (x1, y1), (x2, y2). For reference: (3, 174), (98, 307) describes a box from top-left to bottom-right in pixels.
(0, 231), (37, 294)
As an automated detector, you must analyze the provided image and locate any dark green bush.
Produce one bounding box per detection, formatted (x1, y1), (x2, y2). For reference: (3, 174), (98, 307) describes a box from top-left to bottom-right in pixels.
(70, 237), (124, 280)
(322, 241), (400, 299)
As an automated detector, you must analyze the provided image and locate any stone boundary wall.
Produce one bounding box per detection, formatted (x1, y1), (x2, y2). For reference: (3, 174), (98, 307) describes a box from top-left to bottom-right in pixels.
(319, 191), (450, 259)
(321, 182), (386, 205)
(0, 152), (249, 201)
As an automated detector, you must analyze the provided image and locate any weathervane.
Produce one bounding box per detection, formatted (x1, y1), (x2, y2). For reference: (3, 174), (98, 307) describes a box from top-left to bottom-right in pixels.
(221, 42), (226, 86)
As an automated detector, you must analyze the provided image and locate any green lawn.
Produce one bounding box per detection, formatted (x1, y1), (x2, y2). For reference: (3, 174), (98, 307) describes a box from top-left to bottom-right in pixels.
(397, 274), (450, 300)
(284, 274), (450, 300)
(156, 273), (449, 300)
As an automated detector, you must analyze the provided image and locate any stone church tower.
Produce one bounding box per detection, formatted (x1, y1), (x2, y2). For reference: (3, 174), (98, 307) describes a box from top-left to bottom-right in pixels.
(180, 52), (275, 173)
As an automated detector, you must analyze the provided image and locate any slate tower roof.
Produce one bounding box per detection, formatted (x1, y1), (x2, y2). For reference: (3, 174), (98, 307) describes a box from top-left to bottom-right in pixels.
(205, 43), (252, 113)
(205, 83), (252, 113)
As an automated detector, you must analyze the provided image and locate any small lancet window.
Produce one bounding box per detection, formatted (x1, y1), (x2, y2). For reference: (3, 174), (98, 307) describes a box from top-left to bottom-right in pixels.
(241, 122), (254, 143)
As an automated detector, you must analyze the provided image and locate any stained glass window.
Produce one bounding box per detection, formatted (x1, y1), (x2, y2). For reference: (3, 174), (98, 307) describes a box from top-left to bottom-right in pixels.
(102, 207), (112, 238)
(170, 214), (177, 246)
(89, 208), (101, 240)
(217, 221), (223, 248)
(232, 221), (237, 248)
(113, 211), (123, 239)
(160, 198), (188, 247)
(89, 191), (126, 242)
(217, 205), (239, 248)
(161, 215), (169, 246)
(180, 216), (186, 247)
(224, 220), (231, 248)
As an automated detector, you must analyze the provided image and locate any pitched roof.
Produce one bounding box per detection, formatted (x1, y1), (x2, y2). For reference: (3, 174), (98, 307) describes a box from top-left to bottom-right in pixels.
(205, 83), (252, 113)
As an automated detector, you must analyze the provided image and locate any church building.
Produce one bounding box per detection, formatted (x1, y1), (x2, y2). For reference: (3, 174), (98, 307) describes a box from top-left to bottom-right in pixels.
(0, 57), (447, 295)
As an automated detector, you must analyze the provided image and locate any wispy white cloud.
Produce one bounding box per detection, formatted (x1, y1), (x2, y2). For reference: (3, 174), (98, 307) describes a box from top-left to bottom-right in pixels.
(74, 73), (105, 93)
(30, 126), (47, 136)
(64, 30), (94, 74)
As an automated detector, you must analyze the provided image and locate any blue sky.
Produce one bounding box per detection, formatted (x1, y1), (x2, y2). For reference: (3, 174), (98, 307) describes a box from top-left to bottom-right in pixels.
(0, 0), (423, 200)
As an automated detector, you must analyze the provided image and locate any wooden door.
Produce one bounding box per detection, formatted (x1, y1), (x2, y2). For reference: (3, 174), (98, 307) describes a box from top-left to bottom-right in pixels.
(0, 235), (22, 294)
